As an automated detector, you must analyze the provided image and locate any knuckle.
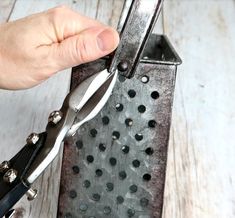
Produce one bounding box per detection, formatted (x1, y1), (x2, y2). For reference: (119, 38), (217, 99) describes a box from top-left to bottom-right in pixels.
(75, 36), (89, 63)
(47, 5), (69, 18)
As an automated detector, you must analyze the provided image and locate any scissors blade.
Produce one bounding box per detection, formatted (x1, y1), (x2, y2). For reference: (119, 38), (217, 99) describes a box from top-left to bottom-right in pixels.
(67, 69), (118, 136)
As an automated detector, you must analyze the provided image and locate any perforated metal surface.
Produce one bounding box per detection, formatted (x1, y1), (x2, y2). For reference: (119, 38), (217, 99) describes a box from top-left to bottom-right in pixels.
(58, 35), (181, 218)
(59, 69), (175, 218)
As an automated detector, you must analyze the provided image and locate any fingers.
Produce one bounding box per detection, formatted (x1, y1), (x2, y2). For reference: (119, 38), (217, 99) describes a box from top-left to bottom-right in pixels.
(49, 26), (119, 70)
(46, 5), (105, 42)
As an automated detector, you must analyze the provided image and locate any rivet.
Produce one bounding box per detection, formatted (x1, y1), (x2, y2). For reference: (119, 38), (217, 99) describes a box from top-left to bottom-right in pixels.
(3, 169), (17, 183)
(48, 110), (63, 125)
(26, 188), (38, 201)
(0, 160), (10, 173)
(26, 133), (39, 145)
(117, 61), (128, 72)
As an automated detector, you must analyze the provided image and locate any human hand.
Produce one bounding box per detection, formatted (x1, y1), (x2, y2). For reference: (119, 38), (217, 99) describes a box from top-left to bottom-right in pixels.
(0, 6), (119, 90)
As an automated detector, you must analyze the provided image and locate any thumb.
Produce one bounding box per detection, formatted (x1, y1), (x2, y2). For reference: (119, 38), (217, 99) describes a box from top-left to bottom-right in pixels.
(50, 26), (119, 70)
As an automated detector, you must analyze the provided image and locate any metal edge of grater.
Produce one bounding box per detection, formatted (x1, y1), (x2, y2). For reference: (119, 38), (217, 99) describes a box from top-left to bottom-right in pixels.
(58, 0), (182, 218)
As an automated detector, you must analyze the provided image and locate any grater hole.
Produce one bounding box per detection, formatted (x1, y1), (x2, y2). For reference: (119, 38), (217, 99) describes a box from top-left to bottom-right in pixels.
(140, 198), (149, 207)
(90, 129), (97, 137)
(145, 147), (154, 155)
(106, 182), (114, 192)
(135, 133), (143, 141)
(99, 143), (106, 152)
(143, 173), (151, 181)
(116, 196), (124, 204)
(118, 75), (126, 82)
(92, 193), (101, 201)
(112, 131), (120, 140)
(116, 103), (124, 111)
(103, 206), (112, 215)
(69, 190), (77, 199)
(148, 120), (156, 128)
(72, 165), (80, 174)
(87, 155), (94, 163)
(125, 118), (133, 127)
(127, 208), (135, 217)
(95, 169), (103, 177)
(129, 184), (138, 193)
(138, 105), (146, 113)
(109, 157), (117, 166)
(76, 140), (83, 149)
(121, 145), (130, 154)
(132, 159), (140, 168)
(128, 89), (136, 98)
(119, 171), (127, 180)
(83, 180), (91, 188)
(79, 203), (88, 212)
(102, 116), (110, 125)
(151, 91), (160, 99)
(141, 75), (149, 83)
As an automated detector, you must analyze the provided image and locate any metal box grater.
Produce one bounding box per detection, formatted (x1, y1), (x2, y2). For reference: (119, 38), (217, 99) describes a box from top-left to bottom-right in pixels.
(58, 34), (181, 218)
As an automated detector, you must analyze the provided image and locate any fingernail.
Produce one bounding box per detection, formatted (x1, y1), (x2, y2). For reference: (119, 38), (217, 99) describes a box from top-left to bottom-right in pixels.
(97, 28), (117, 52)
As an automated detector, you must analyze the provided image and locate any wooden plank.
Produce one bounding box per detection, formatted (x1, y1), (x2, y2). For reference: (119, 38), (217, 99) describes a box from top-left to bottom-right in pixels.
(162, 1), (235, 218)
(0, 0), (16, 22)
(0, 0), (124, 217)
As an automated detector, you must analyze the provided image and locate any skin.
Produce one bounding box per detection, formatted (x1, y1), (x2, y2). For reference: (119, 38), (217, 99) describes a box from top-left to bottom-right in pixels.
(0, 6), (120, 90)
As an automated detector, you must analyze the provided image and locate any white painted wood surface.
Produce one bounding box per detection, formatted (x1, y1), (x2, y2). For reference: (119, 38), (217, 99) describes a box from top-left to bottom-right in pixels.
(1, 0), (235, 217)
(0, 0), (16, 22)
(162, 1), (235, 218)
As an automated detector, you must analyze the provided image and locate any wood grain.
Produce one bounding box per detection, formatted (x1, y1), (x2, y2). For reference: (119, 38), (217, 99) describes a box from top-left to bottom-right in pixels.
(0, 0), (124, 217)
(162, 1), (235, 218)
(0, 0), (16, 22)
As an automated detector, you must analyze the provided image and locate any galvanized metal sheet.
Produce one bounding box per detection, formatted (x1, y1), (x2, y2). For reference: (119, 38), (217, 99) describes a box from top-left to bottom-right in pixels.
(58, 60), (177, 218)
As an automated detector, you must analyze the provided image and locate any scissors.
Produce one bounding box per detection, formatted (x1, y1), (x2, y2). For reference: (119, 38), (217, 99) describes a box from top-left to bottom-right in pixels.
(0, 0), (163, 217)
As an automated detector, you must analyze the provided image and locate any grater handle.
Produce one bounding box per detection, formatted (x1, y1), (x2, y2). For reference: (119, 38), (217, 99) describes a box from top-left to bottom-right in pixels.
(109, 0), (163, 78)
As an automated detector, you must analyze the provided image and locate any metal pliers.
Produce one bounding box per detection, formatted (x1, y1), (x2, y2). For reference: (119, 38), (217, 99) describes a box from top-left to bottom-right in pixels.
(0, 0), (163, 217)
